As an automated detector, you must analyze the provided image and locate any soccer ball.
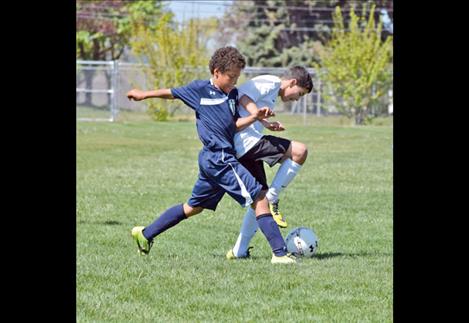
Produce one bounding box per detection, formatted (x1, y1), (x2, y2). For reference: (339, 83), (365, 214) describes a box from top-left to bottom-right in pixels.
(285, 227), (318, 257)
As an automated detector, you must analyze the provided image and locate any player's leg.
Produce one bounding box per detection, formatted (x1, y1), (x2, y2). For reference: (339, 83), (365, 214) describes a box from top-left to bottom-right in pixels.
(131, 203), (204, 255)
(228, 160), (266, 259)
(238, 135), (296, 227)
(131, 170), (220, 256)
(143, 203), (202, 238)
(266, 140), (308, 202)
(219, 156), (295, 263)
(252, 192), (296, 264)
(227, 206), (257, 259)
(265, 140), (308, 226)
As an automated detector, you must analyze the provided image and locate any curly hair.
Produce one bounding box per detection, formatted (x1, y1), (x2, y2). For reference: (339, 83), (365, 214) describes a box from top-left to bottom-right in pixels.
(282, 66), (314, 93)
(209, 46), (246, 74)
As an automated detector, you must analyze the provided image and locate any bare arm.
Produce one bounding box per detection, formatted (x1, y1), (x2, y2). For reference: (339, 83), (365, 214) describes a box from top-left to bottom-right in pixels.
(236, 95), (274, 131)
(127, 88), (174, 101)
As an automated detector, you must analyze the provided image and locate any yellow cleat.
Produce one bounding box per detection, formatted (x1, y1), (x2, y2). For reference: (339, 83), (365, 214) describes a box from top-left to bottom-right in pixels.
(131, 226), (153, 255)
(226, 247), (253, 260)
(270, 201), (287, 228)
(271, 253), (297, 264)
(226, 249), (236, 260)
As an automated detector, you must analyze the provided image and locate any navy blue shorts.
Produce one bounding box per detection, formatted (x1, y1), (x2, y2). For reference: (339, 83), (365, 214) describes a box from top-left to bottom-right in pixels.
(187, 148), (264, 211)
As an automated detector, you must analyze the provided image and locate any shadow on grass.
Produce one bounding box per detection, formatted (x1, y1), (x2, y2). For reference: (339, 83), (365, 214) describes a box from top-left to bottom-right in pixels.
(314, 251), (392, 259)
(210, 251), (392, 260)
(78, 220), (124, 226)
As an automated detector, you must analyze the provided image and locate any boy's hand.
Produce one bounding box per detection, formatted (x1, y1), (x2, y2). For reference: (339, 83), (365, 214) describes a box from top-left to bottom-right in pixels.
(127, 89), (146, 101)
(256, 107), (275, 120)
(265, 121), (285, 131)
(261, 119), (285, 131)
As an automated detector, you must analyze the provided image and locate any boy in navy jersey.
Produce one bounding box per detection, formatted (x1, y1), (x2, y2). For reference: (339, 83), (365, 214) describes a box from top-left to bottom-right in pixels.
(127, 47), (296, 264)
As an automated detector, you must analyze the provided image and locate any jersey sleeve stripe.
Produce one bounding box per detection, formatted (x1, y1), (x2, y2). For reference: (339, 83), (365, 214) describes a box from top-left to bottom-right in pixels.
(200, 97), (228, 105)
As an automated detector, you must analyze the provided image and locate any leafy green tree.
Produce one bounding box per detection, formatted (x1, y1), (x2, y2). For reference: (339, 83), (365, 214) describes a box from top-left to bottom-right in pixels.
(76, 0), (162, 60)
(76, 0), (162, 106)
(217, 0), (320, 67)
(130, 14), (210, 121)
(316, 4), (392, 125)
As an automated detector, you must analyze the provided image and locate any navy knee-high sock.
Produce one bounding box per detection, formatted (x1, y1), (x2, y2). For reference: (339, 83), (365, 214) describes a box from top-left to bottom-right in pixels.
(256, 213), (287, 256)
(143, 204), (187, 240)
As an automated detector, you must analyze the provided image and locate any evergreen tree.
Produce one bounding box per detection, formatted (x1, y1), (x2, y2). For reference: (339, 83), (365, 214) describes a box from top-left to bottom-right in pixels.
(216, 0), (392, 67)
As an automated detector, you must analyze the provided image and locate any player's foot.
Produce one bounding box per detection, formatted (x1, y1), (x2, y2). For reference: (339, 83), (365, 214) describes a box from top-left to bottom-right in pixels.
(131, 226), (153, 255)
(226, 247), (253, 260)
(271, 253), (297, 264)
(270, 200), (287, 228)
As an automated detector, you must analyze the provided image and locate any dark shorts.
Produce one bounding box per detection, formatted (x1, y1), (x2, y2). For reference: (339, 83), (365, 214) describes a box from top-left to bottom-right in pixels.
(187, 148), (264, 211)
(239, 135), (291, 190)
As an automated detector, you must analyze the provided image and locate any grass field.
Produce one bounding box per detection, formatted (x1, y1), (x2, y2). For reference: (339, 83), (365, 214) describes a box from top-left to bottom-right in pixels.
(77, 114), (393, 322)
(77, 105), (114, 120)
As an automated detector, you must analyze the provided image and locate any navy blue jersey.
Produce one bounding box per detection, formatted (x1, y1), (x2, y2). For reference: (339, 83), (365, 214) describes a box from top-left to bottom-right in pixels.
(171, 80), (240, 152)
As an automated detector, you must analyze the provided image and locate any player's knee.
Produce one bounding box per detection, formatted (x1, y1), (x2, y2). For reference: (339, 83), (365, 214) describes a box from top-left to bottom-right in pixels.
(251, 191), (266, 206)
(183, 203), (203, 217)
(292, 142), (308, 164)
(253, 190), (267, 204)
(251, 191), (271, 215)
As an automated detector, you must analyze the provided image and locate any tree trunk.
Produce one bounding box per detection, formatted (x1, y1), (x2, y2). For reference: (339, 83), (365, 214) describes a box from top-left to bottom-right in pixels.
(83, 70), (95, 107)
(354, 106), (368, 125)
(105, 72), (112, 107)
(79, 42), (94, 107)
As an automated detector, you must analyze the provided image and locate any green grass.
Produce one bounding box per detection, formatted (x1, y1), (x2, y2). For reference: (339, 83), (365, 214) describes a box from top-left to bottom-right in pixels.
(77, 105), (114, 120)
(77, 115), (393, 322)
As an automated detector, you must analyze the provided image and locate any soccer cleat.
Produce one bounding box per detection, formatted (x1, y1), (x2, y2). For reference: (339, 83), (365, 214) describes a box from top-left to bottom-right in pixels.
(131, 226), (153, 255)
(271, 253), (297, 264)
(270, 200), (287, 228)
(226, 247), (253, 260)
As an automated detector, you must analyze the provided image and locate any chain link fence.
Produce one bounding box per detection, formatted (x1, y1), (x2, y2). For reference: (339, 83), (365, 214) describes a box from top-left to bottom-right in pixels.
(76, 60), (392, 121)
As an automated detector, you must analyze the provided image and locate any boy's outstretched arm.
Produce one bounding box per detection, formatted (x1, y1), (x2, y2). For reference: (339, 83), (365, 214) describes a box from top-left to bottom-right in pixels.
(127, 88), (174, 101)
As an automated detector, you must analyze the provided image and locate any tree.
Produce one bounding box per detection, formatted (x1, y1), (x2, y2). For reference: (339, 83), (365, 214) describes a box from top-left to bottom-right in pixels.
(130, 14), (211, 121)
(216, 0), (321, 66)
(316, 3), (393, 125)
(215, 0), (393, 67)
(76, 0), (163, 106)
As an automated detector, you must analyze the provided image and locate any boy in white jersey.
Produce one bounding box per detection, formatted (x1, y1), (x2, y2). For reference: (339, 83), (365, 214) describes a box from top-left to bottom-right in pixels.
(227, 66), (313, 259)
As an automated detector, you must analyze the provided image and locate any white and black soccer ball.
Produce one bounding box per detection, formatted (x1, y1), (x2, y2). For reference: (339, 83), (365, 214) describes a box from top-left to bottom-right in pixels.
(285, 227), (318, 257)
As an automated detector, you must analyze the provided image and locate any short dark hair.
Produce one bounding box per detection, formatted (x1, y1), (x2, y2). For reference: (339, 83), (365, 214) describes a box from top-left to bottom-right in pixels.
(209, 46), (246, 74)
(282, 66), (314, 93)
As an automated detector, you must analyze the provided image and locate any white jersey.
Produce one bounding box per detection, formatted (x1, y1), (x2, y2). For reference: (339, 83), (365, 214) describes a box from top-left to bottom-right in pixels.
(234, 75), (281, 158)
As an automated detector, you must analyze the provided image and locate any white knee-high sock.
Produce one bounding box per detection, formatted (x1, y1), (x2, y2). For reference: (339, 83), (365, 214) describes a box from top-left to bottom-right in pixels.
(266, 159), (302, 204)
(232, 207), (258, 257)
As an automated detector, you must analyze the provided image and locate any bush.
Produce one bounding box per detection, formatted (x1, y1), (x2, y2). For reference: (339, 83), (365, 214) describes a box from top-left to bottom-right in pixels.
(316, 4), (393, 125)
